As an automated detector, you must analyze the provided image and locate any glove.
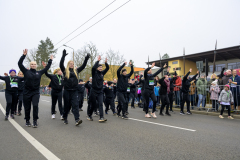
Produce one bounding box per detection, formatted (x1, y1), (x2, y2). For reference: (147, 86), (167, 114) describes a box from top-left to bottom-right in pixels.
(86, 53), (91, 58)
(63, 49), (68, 56)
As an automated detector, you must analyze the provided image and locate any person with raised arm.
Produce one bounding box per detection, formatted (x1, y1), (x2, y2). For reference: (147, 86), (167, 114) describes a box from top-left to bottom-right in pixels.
(60, 49), (90, 126)
(143, 62), (167, 118)
(87, 55), (109, 122)
(18, 49), (53, 128)
(116, 61), (134, 119)
(180, 68), (199, 115)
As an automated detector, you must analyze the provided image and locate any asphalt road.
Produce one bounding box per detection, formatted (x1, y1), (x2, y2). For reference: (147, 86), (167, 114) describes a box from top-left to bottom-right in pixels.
(0, 92), (240, 160)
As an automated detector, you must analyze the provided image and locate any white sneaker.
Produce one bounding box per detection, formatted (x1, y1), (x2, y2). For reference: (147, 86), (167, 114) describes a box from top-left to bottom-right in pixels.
(145, 113), (151, 118)
(60, 115), (64, 120)
(151, 112), (157, 118)
(52, 114), (55, 119)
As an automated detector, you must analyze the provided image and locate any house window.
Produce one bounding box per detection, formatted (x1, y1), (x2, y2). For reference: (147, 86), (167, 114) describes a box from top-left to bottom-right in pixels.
(228, 62), (240, 70)
(209, 64), (226, 72)
(174, 67), (181, 71)
(172, 61), (178, 64)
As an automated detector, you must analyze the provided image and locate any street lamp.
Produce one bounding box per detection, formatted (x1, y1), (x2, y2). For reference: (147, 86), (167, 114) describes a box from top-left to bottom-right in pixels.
(63, 44), (75, 62)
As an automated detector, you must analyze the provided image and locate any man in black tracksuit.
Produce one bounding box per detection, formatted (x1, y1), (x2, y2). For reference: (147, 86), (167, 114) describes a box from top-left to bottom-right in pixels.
(18, 49), (53, 127)
(77, 79), (85, 111)
(44, 69), (64, 119)
(87, 56), (109, 122)
(0, 69), (23, 120)
(180, 68), (199, 115)
(60, 49), (90, 125)
(103, 81), (116, 115)
(116, 62), (133, 120)
(143, 63), (167, 118)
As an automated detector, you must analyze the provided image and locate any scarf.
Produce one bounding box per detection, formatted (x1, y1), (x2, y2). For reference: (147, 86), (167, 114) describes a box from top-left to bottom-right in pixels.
(164, 79), (170, 94)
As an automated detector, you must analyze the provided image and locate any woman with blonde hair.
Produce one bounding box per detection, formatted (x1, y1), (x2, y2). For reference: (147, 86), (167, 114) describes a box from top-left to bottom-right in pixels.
(18, 49), (53, 128)
(43, 65), (64, 120)
(60, 49), (90, 125)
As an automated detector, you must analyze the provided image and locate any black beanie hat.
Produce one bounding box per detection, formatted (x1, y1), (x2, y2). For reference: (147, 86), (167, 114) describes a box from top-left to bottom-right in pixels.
(98, 64), (102, 67)
(107, 81), (113, 85)
(79, 79), (83, 82)
(122, 69), (127, 73)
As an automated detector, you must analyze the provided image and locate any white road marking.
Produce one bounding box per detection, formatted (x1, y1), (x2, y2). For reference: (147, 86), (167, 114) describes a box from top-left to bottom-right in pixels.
(42, 100), (50, 102)
(0, 104), (60, 160)
(128, 118), (196, 132)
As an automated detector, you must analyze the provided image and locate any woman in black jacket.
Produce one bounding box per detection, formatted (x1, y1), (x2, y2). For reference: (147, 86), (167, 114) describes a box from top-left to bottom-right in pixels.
(159, 73), (171, 116)
(60, 49), (90, 126)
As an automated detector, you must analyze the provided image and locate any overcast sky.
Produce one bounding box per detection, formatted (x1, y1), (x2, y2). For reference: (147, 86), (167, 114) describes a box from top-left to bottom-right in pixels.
(0, 0), (240, 80)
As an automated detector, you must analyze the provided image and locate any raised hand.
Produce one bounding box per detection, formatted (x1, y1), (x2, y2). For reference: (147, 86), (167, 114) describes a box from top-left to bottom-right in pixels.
(50, 55), (54, 60)
(197, 70), (199, 74)
(105, 57), (108, 63)
(129, 61), (132, 65)
(98, 55), (101, 61)
(42, 61), (46, 68)
(87, 53), (91, 58)
(4, 73), (8, 76)
(23, 49), (28, 55)
(189, 68), (192, 72)
(163, 63), (167, 68)
(124, 62), (127, 66)
(63, 49), (68, 56)
(151, 62), (155, 68)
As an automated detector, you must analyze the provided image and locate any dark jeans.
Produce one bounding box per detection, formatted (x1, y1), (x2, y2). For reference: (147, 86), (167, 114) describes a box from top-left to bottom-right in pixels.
(156, 96), (160, 104)
(105, 97), (116, 113)
(231, 88), (238, 110)
(63, 90), (79, 121)
(89, 89), (104, 118)
(51, 89), (63, 115)
(78, 92), (84, 109)
(117, 92), (128, 115)
(23, 92), (40, 121)
(168, 92), (173, 111)
(175, 91), (180, 106)
(143, 89), (157, 114)
(160, 94), (170, 114)
(180, 92), (190, 112)
(212, 100), (219, 111)
(220, 105), (230, 116)
(129, 93), (135, 107)
(5, 91), (18, 116)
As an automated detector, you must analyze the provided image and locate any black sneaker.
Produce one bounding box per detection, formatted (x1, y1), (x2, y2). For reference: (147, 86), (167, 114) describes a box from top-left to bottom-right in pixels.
(64, 119), (68, 124)
(187, 111), (192, 115)
(32, 121), (38, 128)
(26, 121), (31, 127)
(99, 118), (107, 122)
(75, 119), (82, 126)
(5, 115), (8, 121)
(117, 113), (122, 117)
(165, 112), (171, 116)
(159, 113), (164, 116)
(180, 111), (185, 115)
(170, 110), (174, 113)
(122, 115), (128, 120)
(10, 114), (15, 119)
(87, 116), (93, 121)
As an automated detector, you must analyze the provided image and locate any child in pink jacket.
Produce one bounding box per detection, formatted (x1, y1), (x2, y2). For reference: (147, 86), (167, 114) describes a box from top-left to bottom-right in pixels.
(209, 80), (220, 111)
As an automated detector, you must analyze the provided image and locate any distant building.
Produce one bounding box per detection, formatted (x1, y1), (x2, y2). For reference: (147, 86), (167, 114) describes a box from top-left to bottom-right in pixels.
(147, 45), (240, 79)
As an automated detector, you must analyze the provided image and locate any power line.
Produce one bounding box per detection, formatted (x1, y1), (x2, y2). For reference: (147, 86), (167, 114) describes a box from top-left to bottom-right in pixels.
(54, 0), (116, 46)
(56, 0), (132, 50)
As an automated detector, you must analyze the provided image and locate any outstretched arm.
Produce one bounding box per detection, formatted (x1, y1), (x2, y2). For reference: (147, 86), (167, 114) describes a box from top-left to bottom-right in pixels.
(189, 71), (199, 82)
(60, 49), (68, 74)
(102, 61), (109, 75)
(77, 53), (90, 73)
(127, 61), (134, 78)
(0, 75), (7, 81)
(39, 55), (53, 75)
(117, 62), (126, 78)
(18, 49), (28, 74)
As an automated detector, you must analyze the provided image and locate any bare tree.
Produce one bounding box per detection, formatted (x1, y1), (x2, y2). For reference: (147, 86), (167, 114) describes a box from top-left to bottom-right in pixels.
(73, 42), (102, 81)
(104, 49), (125, 80)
